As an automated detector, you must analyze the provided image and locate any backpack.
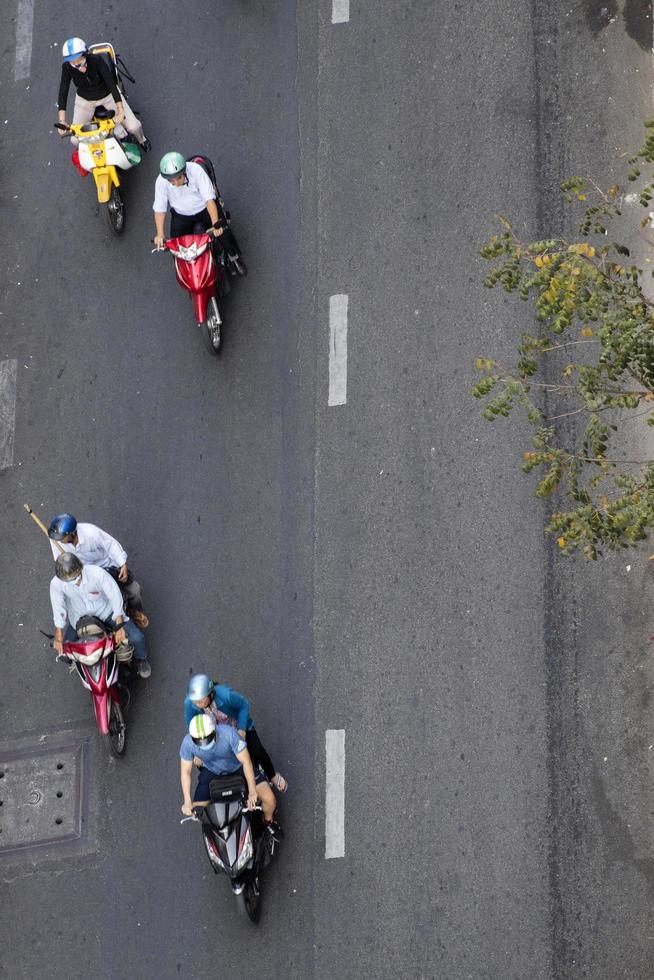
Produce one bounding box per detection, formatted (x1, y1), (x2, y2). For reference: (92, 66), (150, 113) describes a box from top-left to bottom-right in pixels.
(87, 41), (136, 95)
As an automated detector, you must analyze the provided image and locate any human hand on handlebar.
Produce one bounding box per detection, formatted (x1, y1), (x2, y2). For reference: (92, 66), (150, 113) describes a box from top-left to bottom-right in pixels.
(210, 226), (224, 238)
(247, 791), (258, 811)
(153, 235), (165, 250)
(181, 800), (194, 817)
(114, 627), (127, 646)
(53, 638), (64, 655)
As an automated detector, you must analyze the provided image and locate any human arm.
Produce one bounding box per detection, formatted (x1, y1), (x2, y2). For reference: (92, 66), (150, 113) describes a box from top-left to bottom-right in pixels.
(53, 626), (65, 656)
(93, 566), (125, 639)
(206, 199), (223, 236)
(153, 178), (168, 247)
(219, 685), (251, 734)
(57, 64), (71, 119)
(236, 747), (258, 810)
(153, 211), (167, 248)
(49, 579), (68, 653)
(180, 758), (194, 815)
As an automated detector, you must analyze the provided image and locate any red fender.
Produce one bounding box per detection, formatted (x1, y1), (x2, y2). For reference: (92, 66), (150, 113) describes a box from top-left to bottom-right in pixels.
(92, 691), (111, 735)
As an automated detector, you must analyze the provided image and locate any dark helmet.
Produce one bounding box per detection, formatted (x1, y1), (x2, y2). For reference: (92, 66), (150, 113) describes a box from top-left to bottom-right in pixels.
(49, 513), (77, 541)
(55, 553), (83, 581)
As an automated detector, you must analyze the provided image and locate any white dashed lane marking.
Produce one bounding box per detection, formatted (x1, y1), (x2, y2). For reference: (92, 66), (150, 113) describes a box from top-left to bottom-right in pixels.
(332, 0), (350, 24)
(328, 294), (348, 407)
(325, 729), (345, 858)
(15, 0), (35, 81)
(0, 359), (18, 469)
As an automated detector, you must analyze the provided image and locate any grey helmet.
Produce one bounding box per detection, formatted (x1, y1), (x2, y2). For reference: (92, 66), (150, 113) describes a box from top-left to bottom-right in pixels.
(187, 673), (213, 701)
(55, 553), (83, 581)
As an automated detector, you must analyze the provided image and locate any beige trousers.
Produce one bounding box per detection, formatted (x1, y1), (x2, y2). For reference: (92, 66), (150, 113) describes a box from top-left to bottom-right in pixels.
(72, 92), (144, 144)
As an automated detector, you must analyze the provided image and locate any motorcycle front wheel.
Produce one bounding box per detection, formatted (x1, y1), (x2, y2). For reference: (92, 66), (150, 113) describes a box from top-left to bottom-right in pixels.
(235, 876), (261, 923)
(105, 700), (126, 758)
(105, 186), (125, 236)
(200, 296), (222, 356)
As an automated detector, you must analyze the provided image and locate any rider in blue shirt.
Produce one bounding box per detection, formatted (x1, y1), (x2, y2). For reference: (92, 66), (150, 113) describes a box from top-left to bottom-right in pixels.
(184, 674), (287, 793)
(179, 715), (279, 834)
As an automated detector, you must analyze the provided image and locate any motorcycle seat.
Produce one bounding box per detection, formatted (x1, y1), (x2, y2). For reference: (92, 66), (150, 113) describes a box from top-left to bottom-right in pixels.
(75, 614), (111, 639)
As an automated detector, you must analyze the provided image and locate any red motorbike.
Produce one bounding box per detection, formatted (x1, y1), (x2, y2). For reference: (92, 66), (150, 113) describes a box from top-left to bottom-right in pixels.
(155, 155), (246, 356)
(57, 616), (131, 758)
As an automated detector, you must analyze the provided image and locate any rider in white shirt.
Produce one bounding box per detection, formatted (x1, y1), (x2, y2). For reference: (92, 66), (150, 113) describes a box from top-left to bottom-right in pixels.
(48, 512), (148, 628)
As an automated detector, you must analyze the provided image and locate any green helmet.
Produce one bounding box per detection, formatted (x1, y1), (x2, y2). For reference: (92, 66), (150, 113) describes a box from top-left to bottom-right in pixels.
(159, 151), (186, 179)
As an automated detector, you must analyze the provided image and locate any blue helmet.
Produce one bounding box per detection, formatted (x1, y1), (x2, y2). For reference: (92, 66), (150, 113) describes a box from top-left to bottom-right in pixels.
(48, 513), (77, 541)
(62, 38), (87, 63)
(187, 674), (213, 701)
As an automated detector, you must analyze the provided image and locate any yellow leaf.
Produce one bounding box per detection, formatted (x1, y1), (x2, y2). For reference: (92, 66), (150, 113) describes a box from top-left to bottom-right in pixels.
(523, 451), (533, 460)
(562, 364), (574, 378)
(587, 246), (596, 258)
(577, 194), (586, 201)
(534, 256), (544, 268)
(581, 327), (594, 337)
(557, 537), (566, 548)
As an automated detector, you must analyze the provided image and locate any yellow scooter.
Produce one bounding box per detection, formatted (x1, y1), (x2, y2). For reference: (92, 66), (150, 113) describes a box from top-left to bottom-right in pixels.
(55, 108), (142, 235)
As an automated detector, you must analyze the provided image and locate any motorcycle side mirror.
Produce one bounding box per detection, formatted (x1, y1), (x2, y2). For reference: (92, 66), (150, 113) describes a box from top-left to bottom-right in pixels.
(39, 629), (55, 640)
(53, 122), (71, 132)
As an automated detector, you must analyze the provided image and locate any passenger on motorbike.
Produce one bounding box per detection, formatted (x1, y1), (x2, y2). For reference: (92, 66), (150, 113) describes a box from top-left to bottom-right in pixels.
(180, 715), (281, 838)
(49, 553), (151, 678)
(184, 673), (288, 793)
(57, 37), (150, 150)
(48, 512), (149, 629)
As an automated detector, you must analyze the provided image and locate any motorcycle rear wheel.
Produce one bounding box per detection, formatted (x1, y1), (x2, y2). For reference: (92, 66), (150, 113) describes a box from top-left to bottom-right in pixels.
(200, 297), (222, 356)
(105, 186), (125, 236)
(105, 700), (126, 758)
(235, 877), (261, 923)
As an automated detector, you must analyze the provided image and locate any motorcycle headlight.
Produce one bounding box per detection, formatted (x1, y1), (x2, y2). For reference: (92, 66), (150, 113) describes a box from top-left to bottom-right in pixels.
(86, 661), (103, 682)
(234, 829), (253, 873)
(171, 242), (208, 261)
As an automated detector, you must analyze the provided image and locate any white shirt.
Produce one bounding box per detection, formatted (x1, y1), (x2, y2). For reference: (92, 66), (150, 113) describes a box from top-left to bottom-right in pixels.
(152, 161), (216, 216)
(50, 564), (125, 631)
(49, 522), (127, 570)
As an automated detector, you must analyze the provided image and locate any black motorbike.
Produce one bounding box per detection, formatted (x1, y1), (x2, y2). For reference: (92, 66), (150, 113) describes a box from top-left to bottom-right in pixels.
(181, 773), (277, 922)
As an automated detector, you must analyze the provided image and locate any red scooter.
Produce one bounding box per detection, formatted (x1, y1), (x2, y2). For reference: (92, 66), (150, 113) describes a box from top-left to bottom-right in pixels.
(56, 616), (131, 758)
(155, 155), (246, 356)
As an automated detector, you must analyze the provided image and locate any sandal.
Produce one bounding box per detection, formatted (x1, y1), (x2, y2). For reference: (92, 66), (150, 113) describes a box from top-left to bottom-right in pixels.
(271, 772), (288, 793)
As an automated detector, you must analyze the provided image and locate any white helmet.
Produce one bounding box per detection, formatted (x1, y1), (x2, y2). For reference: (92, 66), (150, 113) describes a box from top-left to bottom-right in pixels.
(62, 38), (87, 63)
(189, 713), (216, 745)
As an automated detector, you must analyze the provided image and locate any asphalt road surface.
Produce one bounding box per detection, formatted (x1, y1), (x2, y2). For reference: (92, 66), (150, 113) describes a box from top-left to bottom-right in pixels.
(1, 2), (654, 979)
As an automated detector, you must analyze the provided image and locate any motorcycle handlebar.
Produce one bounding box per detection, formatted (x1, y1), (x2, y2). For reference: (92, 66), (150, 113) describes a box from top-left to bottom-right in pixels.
(180, 802), (263, 824)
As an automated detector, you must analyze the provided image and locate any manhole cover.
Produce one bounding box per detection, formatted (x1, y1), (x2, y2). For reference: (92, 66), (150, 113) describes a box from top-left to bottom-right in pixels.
(0, 735), (89, 857)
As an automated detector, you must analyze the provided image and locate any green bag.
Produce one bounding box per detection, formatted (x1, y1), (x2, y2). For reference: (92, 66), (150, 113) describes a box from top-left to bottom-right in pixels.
(123, 142), (142, 167)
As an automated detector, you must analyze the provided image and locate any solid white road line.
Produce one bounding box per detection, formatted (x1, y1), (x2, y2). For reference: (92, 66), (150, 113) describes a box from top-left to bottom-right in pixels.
(15, 0), (35, 81)
(325, 729), (345, 858)
(0, 359), (18, 469)
(332, 0), (350, 24)
(328, 294), (348, 406)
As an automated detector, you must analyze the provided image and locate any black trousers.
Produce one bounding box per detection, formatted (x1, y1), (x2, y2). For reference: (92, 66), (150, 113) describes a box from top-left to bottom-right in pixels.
(170, 207), (240, 256)
(246, 728), (276, 781)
